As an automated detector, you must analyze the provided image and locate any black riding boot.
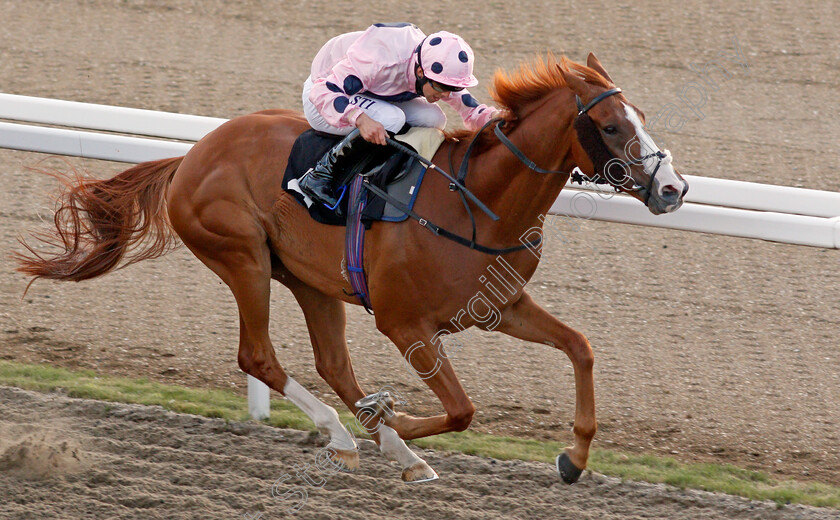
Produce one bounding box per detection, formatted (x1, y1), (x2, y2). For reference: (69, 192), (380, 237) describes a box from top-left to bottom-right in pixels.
(299, 129), (374, 213)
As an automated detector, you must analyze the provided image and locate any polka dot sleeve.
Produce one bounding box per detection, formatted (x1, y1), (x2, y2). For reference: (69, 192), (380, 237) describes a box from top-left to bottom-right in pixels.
(308, 56), (367, 129)
(442, 89), (500, 131)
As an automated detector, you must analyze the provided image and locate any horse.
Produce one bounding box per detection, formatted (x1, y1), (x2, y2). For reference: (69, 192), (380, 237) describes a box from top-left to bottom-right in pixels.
(15, 53), (688, 484)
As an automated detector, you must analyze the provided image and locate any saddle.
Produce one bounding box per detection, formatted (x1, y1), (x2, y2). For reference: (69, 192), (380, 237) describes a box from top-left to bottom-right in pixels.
(283, 127), (445, 228)
(281, 122), (538, 313)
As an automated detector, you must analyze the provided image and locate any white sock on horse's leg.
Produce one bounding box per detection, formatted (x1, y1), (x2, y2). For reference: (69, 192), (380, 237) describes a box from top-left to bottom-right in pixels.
(283, 377), (357, 451)
(378, 425), (439, 483)
(377, 425), (423, 466)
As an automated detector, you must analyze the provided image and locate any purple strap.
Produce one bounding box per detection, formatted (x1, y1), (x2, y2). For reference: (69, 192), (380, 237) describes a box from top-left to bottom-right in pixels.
(344, 176), (373, 313)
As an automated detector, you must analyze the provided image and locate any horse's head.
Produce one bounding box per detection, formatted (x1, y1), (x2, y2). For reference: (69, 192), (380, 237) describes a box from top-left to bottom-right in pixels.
(559, 54), (688, 215)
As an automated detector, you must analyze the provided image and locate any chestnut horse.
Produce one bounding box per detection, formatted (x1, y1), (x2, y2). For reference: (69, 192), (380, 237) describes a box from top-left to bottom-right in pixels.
(16, 54), (687, 484)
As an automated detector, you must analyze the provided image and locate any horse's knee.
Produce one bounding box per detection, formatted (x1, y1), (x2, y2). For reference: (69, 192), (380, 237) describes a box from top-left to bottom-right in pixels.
(238, 333), (263, 374)
(315, 360), (339, 387)
(240, 357), (272, 378)
(566, 331), (594, 371)
(449, 402), (476, 432)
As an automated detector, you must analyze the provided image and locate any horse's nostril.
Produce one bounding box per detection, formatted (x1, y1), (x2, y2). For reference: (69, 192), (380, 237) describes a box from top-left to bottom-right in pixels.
(661, 185), (680, 199)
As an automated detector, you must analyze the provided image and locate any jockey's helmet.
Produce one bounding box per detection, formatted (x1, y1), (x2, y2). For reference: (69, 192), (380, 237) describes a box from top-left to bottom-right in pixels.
(416, 31), (479, 89)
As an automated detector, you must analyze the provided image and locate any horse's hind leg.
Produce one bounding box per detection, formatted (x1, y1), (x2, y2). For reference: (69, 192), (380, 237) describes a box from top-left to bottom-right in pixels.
(169, 206), (356, 467)
(494, 290), (596, 484)
(275, 266), (437, 482)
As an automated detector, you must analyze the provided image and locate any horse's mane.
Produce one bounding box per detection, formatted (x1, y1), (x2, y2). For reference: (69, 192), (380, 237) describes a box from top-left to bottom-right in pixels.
(445, 53), (612, 149)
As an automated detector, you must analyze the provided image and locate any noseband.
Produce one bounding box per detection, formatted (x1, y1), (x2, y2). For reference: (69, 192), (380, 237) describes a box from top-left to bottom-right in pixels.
(572, 88), (667, 204)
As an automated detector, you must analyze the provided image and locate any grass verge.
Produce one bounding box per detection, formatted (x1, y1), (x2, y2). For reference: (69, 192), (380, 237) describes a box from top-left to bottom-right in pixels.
(0, 360), (837, 509)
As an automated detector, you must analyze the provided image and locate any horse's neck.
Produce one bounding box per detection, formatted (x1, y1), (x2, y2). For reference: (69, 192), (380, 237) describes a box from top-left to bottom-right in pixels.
(466, 89), (577, 240)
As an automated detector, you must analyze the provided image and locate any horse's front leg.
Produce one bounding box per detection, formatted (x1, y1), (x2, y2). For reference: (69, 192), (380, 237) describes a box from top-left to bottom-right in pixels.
(277, 270), (438, 483)
(495, 290), (596, 484)
(373, 324), (476, 440)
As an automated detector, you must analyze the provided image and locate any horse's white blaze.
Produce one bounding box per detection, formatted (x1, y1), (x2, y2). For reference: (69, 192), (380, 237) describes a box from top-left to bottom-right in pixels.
(623, 104), (684, 208)
(283, 377), (357, 451)
(377, 425), (425, 467)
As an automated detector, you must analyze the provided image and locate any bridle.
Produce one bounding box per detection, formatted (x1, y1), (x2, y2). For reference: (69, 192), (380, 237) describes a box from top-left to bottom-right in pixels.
(361, 84), (674, 256)
(489, 86), (670, 205)
(571, 87), (670, 204)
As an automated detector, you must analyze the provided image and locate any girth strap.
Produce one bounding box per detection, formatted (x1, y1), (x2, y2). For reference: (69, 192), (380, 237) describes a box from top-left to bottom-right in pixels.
(362, 180), (540, 255)
(344, 175), (374, 313)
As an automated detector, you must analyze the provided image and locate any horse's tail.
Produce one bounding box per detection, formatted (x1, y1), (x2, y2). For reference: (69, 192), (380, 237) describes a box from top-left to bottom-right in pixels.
(15, 156), (184, 285)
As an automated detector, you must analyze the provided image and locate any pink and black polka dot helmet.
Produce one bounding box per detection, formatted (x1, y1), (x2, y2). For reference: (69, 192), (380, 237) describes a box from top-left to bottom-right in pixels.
(418, 31), (479, 88)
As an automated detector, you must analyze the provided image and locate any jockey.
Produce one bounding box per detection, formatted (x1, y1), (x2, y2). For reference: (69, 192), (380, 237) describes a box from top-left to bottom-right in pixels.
(299, 23), (498, 210)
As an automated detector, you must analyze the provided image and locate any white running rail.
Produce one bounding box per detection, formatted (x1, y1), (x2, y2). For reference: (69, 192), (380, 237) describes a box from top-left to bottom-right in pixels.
(3, 93), (839, 418)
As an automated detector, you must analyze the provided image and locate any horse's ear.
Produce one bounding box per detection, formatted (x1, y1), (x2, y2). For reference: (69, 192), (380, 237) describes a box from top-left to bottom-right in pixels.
(586, 53), (614, 85)
(557, 64), (590, 98)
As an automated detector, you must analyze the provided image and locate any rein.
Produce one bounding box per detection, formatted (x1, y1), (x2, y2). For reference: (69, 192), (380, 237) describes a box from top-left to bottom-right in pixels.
(570, 87), (668, 204)
(466, 87), (668, 208)
(477, 88), (626, 182)
(368, 135), (541, 255)
(492, 122), (571, 175)
(362, 85), (663, 255)
(363, 180), (540, 255)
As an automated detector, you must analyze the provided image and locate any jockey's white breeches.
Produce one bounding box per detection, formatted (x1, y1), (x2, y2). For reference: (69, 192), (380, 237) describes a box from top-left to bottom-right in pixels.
(302, 76), (447, 136)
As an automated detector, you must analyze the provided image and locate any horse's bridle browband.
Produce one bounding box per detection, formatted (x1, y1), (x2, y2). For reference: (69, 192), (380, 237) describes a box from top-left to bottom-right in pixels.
(576, 87), (623, 115)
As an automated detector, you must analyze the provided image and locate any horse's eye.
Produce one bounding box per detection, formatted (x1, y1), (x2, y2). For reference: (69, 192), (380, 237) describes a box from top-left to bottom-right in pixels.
(603, 125), (618, 135)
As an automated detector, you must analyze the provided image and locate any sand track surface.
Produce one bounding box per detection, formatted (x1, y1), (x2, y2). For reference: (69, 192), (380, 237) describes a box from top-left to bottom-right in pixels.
(1, 386), (837, 520)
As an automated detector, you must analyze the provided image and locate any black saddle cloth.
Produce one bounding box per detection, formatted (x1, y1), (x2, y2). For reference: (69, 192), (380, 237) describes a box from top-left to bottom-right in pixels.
(282, 129), (422, 227)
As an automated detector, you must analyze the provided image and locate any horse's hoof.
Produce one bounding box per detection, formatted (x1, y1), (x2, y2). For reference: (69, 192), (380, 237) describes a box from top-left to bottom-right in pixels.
(401, 460), (439, 483)
(555, 452), (584, 484)
(330, 448), (360, 472)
